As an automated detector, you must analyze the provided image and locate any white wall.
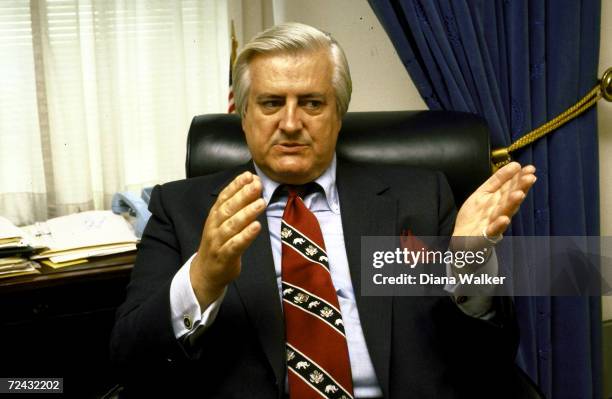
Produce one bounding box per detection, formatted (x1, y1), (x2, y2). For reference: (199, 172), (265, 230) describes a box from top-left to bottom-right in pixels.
(264, 0), (427, 112)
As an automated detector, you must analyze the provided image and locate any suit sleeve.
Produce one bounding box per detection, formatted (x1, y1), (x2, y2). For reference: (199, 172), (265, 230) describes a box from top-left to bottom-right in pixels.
(434, 171), (519, 362)
(110, 184), (194, 373)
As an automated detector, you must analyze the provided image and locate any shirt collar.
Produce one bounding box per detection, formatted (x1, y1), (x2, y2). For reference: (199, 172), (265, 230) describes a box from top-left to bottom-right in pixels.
(253, 154), (340, 213)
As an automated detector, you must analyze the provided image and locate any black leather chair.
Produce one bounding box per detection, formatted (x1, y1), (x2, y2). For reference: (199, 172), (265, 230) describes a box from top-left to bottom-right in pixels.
(183, 110), (545, 399)
(186, 110), (490, 205)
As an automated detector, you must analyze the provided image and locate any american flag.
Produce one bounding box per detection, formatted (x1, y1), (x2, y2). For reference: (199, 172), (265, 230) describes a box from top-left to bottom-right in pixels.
(228, 21), (238, 114)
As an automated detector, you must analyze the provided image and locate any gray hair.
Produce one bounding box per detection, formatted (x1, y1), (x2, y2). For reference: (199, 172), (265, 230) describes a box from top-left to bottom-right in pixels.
(232, 22), (352, 117)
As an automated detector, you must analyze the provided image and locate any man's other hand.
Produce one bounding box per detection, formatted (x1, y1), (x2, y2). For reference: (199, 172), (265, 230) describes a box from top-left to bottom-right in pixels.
(190, 171), (265, 308)
(452, 162), (537, 247)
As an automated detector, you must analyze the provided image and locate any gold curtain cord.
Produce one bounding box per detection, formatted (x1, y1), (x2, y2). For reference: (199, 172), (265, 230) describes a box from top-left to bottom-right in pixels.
(491, 67), (612, 171)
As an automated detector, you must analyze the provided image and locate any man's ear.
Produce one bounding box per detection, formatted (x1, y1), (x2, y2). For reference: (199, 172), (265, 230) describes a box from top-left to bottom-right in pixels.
(241, 103), (249, 129)
(241, 107), (248, 131)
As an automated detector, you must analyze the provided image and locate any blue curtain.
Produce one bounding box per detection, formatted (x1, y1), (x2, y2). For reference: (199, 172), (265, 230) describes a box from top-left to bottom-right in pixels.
(367, 0), (602, 397)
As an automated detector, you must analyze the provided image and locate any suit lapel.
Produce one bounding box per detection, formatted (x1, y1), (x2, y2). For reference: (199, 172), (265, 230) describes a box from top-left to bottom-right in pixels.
(235, 212), (285, 394)
(337, 161), (396, 398)
(212, 163), (285, 397)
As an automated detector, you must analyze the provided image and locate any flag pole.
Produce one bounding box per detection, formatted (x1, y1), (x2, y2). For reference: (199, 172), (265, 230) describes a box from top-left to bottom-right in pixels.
(228, 20), (238, 114)
(230, 20), (238, 68)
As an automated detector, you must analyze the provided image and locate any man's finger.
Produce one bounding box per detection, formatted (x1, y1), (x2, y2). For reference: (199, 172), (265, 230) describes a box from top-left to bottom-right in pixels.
(219, 220), (262, 259)
(517, 174), (537, 193)
(494, 190), (527, 223)
(214, 176), (262, 226)
(486, 215), (511, 238)
(209, 174), (262, 227)
(522, 165), (536, 174)
(480, 162), (522, 193)
(214, 171), (255, 211)
(218, 197), (266, 242)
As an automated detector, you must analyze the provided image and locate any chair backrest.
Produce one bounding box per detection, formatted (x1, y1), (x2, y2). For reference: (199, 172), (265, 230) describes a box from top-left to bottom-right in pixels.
(185, 110), (491, 204)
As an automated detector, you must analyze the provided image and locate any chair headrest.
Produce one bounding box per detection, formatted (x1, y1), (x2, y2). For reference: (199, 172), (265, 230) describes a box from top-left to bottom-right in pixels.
(186, 111), (491, 204)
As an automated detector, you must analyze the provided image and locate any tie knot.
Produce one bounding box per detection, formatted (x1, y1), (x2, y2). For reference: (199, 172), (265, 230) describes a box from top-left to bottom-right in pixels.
(286, 185), (305, 198)
(282, 183), (319, 199)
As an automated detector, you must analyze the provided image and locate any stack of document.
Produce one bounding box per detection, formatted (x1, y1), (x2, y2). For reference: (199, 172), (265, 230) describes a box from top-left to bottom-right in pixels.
(23, 210), (138, 271)
(0, 216), (40, 279)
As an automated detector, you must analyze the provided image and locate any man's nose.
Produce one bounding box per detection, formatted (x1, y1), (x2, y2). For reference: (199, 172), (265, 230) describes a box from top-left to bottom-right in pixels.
(279, 102), (303, 133)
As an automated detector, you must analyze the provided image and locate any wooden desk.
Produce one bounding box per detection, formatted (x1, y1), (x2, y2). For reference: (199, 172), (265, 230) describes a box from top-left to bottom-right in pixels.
(0, 262), (133, 398)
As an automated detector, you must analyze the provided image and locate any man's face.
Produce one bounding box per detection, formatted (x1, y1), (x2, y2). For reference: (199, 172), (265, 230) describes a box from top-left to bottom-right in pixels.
(241, 49), (341, 185)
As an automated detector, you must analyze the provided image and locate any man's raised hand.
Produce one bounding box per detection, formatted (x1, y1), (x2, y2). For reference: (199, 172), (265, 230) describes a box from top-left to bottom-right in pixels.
(190, 171), (265, 308)
(452, 162), (537, 246)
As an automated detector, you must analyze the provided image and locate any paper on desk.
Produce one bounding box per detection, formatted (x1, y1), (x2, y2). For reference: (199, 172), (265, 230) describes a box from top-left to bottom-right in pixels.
(47, 243), (137, 263)
(0, 260), (40, 279)
(23, 211), (137, 254)
(41, 258), (88, 270)
(0, 216), (26, 244)
(0, 260), (31, 271)
(29, 242), (136, 260)
(0, 257), (27, 266)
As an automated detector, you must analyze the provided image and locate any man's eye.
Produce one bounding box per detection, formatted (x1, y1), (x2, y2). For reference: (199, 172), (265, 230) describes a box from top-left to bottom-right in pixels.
(262, 100), (282, 108)
(302, 100), (322, 109)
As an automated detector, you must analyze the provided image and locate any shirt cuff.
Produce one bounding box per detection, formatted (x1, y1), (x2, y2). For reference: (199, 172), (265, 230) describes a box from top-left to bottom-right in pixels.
(444, 248), (498, 319)
(169, 253), (227, 338)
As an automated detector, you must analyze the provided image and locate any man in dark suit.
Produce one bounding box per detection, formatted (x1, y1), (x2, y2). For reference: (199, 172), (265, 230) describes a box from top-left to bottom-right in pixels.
(110, 22), (536, 398)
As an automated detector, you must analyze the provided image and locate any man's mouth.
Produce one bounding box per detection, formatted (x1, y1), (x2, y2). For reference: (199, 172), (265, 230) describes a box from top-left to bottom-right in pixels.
(277, 142), (306, 147)
(274, 142), (308, 152)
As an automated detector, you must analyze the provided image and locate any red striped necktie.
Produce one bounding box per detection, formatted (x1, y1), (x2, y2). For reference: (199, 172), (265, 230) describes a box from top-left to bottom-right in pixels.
(280, 186), (354, 399)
